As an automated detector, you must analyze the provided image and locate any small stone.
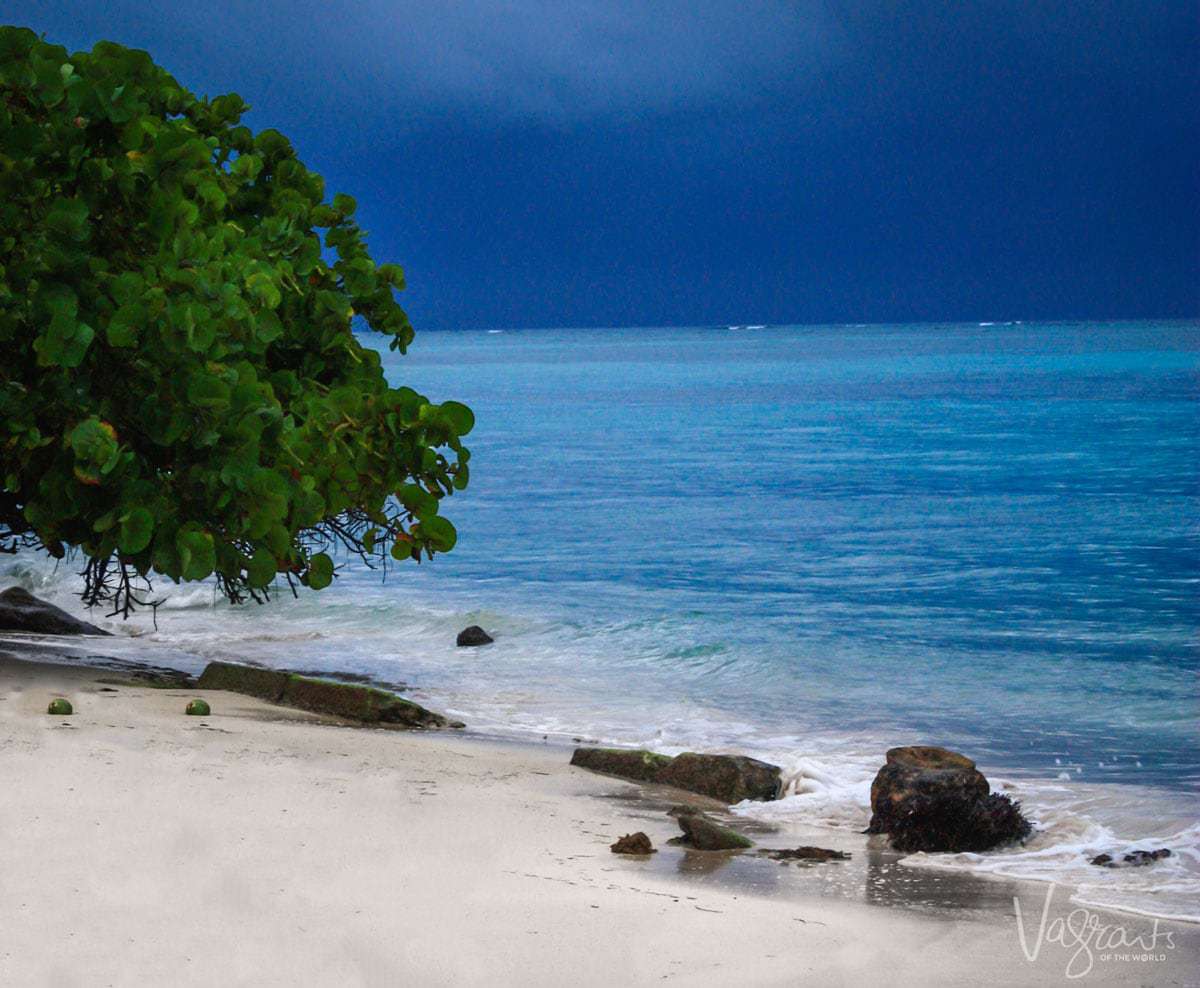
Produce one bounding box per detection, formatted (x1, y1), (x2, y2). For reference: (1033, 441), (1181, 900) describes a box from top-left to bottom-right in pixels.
(47, 698), (73, 715)
(763, 846), (850, 862)
(185, 698), (211, 716)
(1124, 848), (1171, 866)
(1092, 848), (1172, 868)
(611, 832), (656, 855)
(456, 625), (494, 647)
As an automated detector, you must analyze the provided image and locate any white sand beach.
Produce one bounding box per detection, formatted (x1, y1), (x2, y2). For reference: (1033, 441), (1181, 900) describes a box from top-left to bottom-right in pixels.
(2, 654), (1195, 987)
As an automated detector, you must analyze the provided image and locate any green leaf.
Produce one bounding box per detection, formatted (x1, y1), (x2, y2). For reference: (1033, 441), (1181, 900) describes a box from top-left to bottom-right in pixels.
(176, 529), (215, 581)
(118, 507), (154, 554)
(416, 516), (456, 552)
(106, 303), (145, 347)
(397, 483), (438, 520)
(306, 552), (334, 589)
(246, 546), (277, 588)
(44, 197), (90, 242)
(439, 401), (475, 436)
(187, 372), (231, 409)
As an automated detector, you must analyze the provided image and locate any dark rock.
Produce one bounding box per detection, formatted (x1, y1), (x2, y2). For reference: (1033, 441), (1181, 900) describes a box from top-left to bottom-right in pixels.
(889, 790), (1032, 853)
(196, 661), (288, 701)
(611, 832), (656, 855)
(570, 749), (783, 804)
(868, 745), (1032, 853)
(657, 752), (782, 803)
(1091, 848), (1171, 868)
(867, 745), (990, 835)
(570, 746), (674, 783)
(1125, 848), (1172, 866)
(195, 661), (459, 729)
(281, 675), (453, 728)
(456, 625), (493, 647)
(0, 586), (110, 636)
(763, 846), (851, 862)
(674, 812), (753, 851)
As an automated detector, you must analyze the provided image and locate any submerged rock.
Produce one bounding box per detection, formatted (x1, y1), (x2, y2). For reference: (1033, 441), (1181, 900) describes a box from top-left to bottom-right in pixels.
(657, 753), (782, 803)
(570, 747), (674, 783)
(762, 846), (850, 862)
(0, 586), (109, 636)
(674, 812), (753, 851)
(456, 625), (494, 647)
(611, 832), (656, 855)
(867, 746), (990, 835)
(1091, 848), (1171, 868)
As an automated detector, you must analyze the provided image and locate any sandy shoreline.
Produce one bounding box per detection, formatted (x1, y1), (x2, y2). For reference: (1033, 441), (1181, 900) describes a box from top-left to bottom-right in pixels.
(1, 653), (1196, 987)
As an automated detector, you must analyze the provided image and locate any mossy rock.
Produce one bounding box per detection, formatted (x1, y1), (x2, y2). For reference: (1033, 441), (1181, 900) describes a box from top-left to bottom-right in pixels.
(185, 698), (211, 716)
(193, 661), (458, 729)
(570, 747), (783, 803)
(657, 753), (783, 803)
(675, 812), (753, 851)
(195, 661), (288, 701)
(47, 698), (73, 715)
(570, 747), (675, 783)
(281, 675), (451, 728)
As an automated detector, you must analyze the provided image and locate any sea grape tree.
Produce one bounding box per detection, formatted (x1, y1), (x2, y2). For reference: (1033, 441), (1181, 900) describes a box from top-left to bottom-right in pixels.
(0, 28), (473, 615)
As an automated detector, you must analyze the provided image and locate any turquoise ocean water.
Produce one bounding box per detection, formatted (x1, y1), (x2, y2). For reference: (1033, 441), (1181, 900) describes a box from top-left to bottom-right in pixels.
(4, 320), (1198, 919)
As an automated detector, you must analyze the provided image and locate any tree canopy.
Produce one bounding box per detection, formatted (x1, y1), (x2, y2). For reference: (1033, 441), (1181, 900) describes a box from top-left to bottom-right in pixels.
(0, 27), (473, 615)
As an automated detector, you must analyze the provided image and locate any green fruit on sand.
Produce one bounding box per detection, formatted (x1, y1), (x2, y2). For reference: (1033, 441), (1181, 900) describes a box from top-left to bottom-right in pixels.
(47, 698), (73, 715)
(185, 698), (211, 716)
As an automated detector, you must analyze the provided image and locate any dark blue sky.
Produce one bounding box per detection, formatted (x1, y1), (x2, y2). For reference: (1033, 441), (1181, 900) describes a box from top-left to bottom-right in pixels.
(15, 1), (1200, 329)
